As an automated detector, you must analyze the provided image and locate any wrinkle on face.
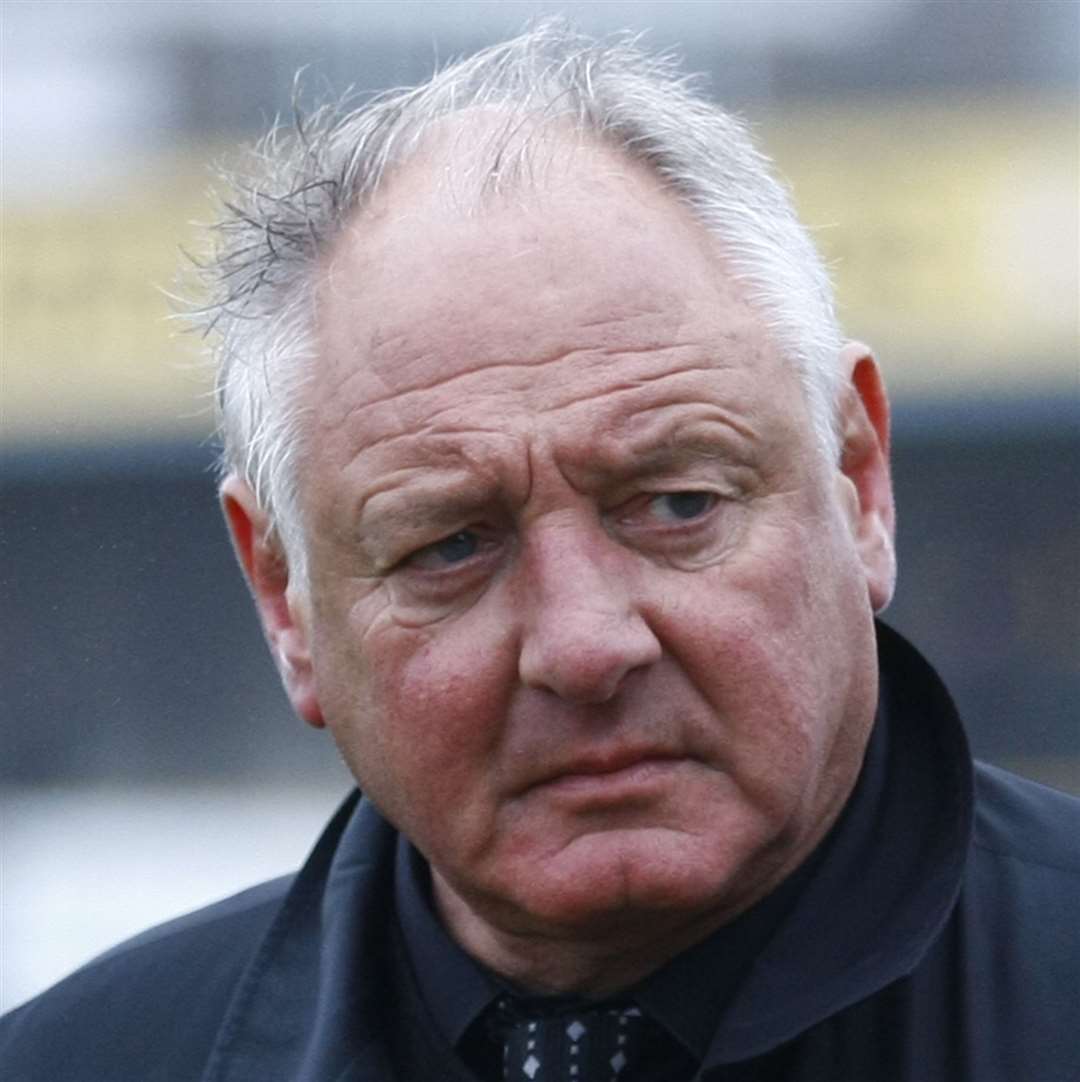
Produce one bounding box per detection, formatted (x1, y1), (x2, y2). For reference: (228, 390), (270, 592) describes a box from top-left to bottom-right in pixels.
(320, 357), (771, 511)
(317, 340), (721, 445)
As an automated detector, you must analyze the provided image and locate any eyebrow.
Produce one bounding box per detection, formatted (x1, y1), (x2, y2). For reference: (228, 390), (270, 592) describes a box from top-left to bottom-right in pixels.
(576, 414), (758, 486)
(351, 414), (757, 541)
(353, 470), (506, 558)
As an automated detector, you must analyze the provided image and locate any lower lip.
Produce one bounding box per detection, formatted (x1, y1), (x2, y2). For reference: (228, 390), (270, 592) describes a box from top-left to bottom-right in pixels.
(543, 758), (683, 801)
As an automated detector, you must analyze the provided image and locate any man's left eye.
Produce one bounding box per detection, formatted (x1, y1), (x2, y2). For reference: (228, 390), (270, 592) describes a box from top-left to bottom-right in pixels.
(649, 491), (716, 522)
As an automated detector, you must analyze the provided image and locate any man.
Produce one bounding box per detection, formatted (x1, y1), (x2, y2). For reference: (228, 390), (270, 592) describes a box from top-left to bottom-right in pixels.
(3, 22), (1077, 1082)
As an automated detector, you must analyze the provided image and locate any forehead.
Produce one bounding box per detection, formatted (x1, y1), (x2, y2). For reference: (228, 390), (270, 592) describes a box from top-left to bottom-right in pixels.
(308, 138), (799, 480)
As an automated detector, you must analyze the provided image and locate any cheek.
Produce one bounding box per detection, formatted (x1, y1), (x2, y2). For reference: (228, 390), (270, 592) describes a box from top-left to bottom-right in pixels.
(324, 601), (520, 845)
(389, 621), (517, 750)
(685, 618), (823, 817)
(655, 519), (861, 816)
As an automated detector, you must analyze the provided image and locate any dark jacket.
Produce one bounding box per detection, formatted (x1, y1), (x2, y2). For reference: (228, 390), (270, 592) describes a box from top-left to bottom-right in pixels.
(3, 628), (1079, 1081)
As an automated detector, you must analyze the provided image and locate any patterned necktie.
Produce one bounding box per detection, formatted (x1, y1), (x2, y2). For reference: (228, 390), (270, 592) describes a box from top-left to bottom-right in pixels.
(490, 995), (651, 1082)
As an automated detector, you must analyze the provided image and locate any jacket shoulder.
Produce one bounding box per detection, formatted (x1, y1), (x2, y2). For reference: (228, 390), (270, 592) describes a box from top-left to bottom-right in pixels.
(973, 761), (1080, 875)
(0, 875), (292, 1082)
(960, 764), (1080, 1067)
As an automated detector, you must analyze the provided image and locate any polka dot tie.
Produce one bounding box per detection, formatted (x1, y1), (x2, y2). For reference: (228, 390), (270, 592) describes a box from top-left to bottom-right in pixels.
(492, 996), (649, 1082)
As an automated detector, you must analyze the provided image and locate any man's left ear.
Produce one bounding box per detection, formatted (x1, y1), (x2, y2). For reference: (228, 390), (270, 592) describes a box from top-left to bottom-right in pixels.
(836, 343), (896, 611)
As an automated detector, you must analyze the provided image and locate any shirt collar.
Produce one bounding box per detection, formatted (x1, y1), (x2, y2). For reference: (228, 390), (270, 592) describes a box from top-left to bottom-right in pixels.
(394, 836), (498, 1046)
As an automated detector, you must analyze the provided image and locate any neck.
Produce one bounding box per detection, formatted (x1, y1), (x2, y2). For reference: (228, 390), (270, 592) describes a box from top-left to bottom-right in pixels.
(429, 854), (801, 998)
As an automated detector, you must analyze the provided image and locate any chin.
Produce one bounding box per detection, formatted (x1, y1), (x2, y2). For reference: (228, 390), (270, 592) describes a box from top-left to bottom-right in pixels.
(504, 826), (771, 933)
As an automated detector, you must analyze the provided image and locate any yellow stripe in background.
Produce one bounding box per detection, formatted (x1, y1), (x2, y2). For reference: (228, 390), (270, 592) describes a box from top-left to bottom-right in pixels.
(3, 94), (1076, 445)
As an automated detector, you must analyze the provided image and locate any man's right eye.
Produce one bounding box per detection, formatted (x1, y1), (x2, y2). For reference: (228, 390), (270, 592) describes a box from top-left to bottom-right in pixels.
(405, 530), (481, 571)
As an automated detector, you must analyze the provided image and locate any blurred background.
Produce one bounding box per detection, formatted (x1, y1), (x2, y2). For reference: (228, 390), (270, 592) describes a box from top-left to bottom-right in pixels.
(2, 0), (1077, 1012)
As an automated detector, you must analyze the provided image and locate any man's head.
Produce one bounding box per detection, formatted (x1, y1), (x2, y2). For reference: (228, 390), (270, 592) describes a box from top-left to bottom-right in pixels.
(205, 23), (896, 993)
(200, 22), (847, 570)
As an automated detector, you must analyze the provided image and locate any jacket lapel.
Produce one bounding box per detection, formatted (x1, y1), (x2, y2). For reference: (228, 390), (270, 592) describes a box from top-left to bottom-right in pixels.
(200, 791), (402, 1082)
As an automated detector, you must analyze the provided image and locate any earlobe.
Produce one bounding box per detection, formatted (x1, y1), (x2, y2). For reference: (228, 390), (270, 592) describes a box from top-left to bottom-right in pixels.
(220, 476), (325, 728)
(837, 344), (897, 612)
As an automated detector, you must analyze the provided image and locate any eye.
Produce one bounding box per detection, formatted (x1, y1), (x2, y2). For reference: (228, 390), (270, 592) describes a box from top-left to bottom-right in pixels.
(649, 491), (716, 522)
(405, 530), (482, 571)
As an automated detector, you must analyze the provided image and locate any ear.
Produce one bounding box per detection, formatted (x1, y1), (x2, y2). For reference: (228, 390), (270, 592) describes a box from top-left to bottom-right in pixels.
(220, 475), (324, 728)
(836, 343), (896, 612)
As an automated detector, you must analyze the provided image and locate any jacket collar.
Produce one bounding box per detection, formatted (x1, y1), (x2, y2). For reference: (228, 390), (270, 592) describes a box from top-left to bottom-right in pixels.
(199, 791), (400, 1082)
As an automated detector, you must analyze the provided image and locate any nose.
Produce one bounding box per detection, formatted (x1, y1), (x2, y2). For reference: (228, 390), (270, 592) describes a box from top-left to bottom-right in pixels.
(516, 522), (662, 703)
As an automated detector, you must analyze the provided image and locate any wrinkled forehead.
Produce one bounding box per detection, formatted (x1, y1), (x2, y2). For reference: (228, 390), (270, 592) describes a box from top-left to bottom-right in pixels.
(302, 114), (800, 483)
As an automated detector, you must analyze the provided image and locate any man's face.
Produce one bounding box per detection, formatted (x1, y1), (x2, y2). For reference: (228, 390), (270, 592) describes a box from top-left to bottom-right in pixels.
(249, 145), (892, 965)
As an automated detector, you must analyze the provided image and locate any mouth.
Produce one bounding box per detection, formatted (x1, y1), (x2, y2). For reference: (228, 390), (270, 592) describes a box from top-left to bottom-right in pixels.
(535, 752), (686, 802)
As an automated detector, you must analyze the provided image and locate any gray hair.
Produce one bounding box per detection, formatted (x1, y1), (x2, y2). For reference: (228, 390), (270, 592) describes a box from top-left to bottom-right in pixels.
(192, 19), (843, 568)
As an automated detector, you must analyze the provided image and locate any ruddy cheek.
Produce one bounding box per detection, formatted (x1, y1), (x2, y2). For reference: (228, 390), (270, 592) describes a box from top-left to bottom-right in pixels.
(391, 627), (508, 738)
